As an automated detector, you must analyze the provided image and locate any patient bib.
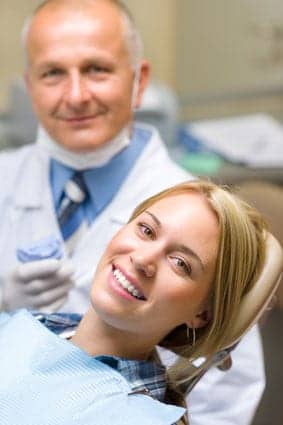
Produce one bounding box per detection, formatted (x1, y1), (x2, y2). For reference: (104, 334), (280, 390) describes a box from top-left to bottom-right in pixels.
(0, 310), (185, 425)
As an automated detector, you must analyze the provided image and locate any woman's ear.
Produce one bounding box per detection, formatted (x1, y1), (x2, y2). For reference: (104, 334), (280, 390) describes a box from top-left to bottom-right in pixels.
(187, 308), (212, 329)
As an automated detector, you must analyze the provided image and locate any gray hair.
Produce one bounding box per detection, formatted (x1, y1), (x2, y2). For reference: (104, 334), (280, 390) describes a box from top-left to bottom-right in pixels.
(21, 0), (143, 69)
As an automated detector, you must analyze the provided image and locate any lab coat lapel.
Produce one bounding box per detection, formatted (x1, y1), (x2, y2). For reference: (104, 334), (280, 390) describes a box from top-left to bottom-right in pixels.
(13, 145), (50, 209)
(11, 146), (62, 244)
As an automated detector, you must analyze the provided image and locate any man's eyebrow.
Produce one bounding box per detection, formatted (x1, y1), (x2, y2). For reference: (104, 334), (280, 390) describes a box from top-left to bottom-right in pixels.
(36, 61), (61, 70)
(145, 210), (204, 271)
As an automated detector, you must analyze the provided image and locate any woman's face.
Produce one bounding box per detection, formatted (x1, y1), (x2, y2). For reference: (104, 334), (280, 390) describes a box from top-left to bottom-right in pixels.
(90, 192), (220, 344)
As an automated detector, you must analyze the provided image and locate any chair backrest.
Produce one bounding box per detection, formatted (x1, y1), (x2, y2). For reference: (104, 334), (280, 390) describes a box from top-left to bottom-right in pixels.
(182, 232), (283, 395)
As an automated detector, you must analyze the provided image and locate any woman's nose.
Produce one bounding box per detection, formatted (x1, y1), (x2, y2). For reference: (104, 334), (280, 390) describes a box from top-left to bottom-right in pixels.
(130, 253), (157, 278)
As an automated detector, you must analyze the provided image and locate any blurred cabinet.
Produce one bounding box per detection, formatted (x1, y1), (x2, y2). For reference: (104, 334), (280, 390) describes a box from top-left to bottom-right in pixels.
(176, 0), (283, 121)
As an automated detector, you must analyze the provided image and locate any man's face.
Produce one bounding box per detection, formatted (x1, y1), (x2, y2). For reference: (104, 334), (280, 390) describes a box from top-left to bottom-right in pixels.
(25, 2), (149, 151)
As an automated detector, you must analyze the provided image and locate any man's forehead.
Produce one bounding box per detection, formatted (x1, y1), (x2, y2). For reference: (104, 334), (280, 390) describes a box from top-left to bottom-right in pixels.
(25, 3), (132, 70)
(28, 0), (126, 41)
(24, 0), (140, 69)
(27, 0), (127, 47)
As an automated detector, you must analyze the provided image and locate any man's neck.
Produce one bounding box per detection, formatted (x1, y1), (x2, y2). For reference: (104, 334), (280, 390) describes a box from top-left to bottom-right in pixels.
(36, 126), (131, 170)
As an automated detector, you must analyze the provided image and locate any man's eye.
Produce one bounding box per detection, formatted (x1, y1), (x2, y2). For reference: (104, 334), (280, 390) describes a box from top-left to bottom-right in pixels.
(88, 65), (109, 74)
(138, 223), (155, 239)
(42, 69), (63, 78)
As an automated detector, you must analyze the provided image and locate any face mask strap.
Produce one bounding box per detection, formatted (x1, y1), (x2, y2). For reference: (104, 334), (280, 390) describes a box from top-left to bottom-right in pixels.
(131, 65), (141, 110)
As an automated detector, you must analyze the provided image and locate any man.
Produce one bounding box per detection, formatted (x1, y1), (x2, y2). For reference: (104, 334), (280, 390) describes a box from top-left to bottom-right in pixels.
(0, 1), (264, 424)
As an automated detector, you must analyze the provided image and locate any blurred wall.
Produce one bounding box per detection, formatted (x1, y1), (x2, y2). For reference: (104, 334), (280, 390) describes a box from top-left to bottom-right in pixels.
(123, 0), (177, 89)
(176, 0), (283, 121)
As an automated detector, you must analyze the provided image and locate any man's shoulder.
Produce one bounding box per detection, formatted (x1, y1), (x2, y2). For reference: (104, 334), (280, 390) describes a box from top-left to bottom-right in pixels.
(0, 144), (48, 196)
(109, 126), (193, 219)
(131, 124), (192, 183)
(0, 143), (48, 176)
(0, 144), (35, 168)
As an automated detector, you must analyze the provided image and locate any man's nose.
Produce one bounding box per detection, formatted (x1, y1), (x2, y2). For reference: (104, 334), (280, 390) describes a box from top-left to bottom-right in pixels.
(65, 73), (91, 105)
(130, 253), (157, 278)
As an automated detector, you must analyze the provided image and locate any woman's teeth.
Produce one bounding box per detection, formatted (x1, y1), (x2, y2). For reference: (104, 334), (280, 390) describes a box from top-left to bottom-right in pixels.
(113, 269), (146, 300)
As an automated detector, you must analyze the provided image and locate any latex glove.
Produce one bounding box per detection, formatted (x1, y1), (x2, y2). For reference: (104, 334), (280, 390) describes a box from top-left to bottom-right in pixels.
(2, 259), (75, 312)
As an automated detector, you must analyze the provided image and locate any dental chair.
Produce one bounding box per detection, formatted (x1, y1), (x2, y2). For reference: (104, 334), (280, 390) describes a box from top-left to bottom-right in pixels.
(178, 232), (283, 395)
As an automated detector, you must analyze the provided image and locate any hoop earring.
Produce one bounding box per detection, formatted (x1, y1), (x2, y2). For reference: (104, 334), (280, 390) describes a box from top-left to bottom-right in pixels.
(186, 326), (196, 347)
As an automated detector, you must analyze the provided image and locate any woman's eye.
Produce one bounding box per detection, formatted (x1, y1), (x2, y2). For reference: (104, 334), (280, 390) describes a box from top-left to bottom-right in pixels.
(138, 223), (155, 239)
(171, 256), (192, 276)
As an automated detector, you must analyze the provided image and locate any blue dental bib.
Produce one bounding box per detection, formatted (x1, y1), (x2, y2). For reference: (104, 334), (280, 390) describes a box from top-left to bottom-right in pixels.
(0, 310), (184, 425)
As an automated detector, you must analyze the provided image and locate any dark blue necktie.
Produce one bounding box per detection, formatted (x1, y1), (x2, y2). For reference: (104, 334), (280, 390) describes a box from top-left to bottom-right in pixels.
(58, 172), (89, 252)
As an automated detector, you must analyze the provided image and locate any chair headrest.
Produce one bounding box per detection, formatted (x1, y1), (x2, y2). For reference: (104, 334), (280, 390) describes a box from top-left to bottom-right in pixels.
(222, 232), (283, 350)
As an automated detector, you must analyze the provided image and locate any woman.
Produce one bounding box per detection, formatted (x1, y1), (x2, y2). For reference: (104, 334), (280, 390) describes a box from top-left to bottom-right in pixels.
(0, 180), (267, 425)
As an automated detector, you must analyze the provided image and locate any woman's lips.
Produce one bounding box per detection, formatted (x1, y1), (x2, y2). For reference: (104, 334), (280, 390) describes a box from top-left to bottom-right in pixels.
(110, 264), (147, 301)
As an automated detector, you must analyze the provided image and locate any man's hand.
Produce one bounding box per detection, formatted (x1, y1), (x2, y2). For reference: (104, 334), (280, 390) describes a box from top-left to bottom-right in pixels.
(2, 259), (75, 312)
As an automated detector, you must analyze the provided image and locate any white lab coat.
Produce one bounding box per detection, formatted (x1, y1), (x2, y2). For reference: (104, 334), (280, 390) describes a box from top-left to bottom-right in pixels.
(0, 123), (264, 424)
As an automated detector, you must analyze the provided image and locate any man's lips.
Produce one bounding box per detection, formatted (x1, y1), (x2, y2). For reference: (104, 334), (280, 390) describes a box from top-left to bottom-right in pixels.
(112, 264), (147, 301)
(62, 115), (98, 122)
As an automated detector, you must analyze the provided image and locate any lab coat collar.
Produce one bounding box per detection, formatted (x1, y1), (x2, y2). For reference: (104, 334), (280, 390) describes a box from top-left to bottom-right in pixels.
(13, 123), (161, 214)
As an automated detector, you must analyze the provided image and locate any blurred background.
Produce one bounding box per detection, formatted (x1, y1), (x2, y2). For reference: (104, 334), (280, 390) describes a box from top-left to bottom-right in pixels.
(0, 1), (282, 424)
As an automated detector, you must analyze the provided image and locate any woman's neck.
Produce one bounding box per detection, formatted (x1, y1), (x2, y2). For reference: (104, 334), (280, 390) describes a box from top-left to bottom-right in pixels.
(71, 308), (156, 361)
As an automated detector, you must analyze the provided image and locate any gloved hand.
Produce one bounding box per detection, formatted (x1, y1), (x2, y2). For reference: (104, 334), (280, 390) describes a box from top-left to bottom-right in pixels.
(2, 259), (75, 312)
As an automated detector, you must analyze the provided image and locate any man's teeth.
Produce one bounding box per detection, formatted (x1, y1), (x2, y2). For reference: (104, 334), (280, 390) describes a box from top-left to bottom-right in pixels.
(113, 269), (145, 300)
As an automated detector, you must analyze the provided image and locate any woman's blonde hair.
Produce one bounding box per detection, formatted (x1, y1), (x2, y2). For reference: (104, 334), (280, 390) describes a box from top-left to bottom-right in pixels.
(129, 180), (267, 400)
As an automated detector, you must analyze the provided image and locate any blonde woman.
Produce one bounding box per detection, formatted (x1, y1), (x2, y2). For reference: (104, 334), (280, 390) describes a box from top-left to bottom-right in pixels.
(0, 181), (267, 425)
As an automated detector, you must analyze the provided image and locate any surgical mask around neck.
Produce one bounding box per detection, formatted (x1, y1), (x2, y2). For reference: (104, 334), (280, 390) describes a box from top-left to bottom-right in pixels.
(131, 65), (141, 110)
(36, 126), (131, 170)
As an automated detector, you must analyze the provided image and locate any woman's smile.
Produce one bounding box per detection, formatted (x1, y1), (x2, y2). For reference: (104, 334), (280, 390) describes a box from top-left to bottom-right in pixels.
(109, 264), (147, 301)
